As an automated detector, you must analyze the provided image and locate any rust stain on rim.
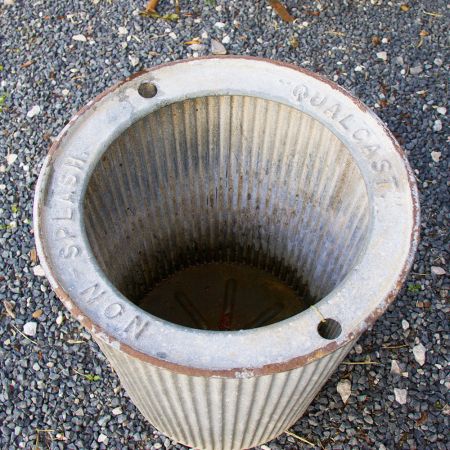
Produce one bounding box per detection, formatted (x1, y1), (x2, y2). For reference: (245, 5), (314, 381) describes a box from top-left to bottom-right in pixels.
(35, 56), (420, 378)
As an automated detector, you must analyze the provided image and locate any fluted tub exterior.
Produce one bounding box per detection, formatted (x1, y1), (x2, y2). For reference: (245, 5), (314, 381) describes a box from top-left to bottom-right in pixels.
(34, 57), (419, 450)
(98, 339), (353, 450)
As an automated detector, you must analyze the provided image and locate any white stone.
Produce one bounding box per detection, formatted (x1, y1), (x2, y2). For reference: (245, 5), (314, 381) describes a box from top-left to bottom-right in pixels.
(118, 27), (128, 35)
(4, 0), (15, 5)
(72, 34), (87, 42)
(188, 44), (206, 52)
(214, 22), (226, 28)
(337, 379), (351, 404)
(391, 360), (402, 375)
(431, 151), (441, 163)
(410, 65), (423, 75)
(112, 407), (122, 416)
(394, 388), (407, 405)
(354, 344), (363, 354)
(169, 32), (177, 40)
(431, 266), (446, 275)
(61, 89), (70, 96)
(436, 106), (447, 115)
(413, 343), (426, 366)
(355, 65), (364, 72)
(154, 444), (162, 449)
(401, 319), (409, 331)
(128, 55), (139, 67)
(222, 35), (231, 44)
(32, 265), (45, 277)
(32, 362), (40, 371)
(6, 154), (17, 166)
(433, 119), (442, 132)
(56, 314), (64, 326)
(23, 322), (37, 336)
(211, 39), (227, 55)
(97, 434), (108, 444)
(26, 105), (41, 118)
(434, 58), (443, 66)
(376, 51), (387, 61)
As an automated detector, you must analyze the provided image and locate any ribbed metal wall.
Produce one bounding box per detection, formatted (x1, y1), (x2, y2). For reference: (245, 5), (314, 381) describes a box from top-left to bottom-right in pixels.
(97, 339), (353, 450)
(84, 95), (367, 448)
(35, 60), (418, 450)
(84, 95), (369, 305)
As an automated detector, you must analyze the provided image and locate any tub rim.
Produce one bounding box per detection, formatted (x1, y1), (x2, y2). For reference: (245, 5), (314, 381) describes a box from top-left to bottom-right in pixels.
(33, 56), (420, 378)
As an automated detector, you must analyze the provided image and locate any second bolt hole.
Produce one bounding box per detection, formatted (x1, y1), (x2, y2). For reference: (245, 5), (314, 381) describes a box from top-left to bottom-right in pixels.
(317, 318), (342, 340)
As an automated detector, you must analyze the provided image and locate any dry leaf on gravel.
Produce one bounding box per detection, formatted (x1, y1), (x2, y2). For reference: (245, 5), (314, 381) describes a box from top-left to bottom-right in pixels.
(268, 0), (295, 23)
(32, 309), (43, 319)
(3, 301), (15, 319)
(145, 0), (159, 13)
(30, 248), (38, 263)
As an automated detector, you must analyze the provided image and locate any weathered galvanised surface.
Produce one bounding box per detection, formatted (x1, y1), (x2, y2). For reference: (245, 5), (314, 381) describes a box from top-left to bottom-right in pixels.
(34, 57), (419, 450)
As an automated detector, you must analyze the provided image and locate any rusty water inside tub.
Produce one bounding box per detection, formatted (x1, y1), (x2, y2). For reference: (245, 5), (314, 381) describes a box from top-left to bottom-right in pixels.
(138, 261), (313, 331)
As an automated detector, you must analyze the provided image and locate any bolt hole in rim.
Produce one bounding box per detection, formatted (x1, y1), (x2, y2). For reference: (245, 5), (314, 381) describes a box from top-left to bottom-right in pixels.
(138, 81), (157, 99)
(34, 57), (419, 376)
(317, 318), (342, 340)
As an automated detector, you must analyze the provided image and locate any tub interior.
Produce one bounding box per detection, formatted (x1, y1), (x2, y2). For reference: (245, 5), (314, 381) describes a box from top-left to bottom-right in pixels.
(84, 95), (369, 331)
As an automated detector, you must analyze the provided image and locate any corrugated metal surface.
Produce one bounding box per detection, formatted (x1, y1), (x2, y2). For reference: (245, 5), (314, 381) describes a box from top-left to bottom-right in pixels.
(84, 95), (369, 306)
(83, 95), (366, 447)
(34, 59), (418, 450)
(98, 338), (354, 450)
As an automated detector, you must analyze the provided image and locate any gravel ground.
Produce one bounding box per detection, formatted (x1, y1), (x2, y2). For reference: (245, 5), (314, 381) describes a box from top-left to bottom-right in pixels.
(0, 0), (449, 448)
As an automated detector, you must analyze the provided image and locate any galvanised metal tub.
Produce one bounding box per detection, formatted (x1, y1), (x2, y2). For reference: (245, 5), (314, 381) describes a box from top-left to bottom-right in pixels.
(34, 57), (419, 450)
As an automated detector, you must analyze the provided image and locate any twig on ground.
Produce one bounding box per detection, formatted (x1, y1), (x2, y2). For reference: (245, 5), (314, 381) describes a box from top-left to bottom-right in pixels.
(382, 344), (408, 349)
(423, 10), (443, 17)
(343, 360), (383, 366)
(325, 31), (346, 36)
(285, 429), (317, 447)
